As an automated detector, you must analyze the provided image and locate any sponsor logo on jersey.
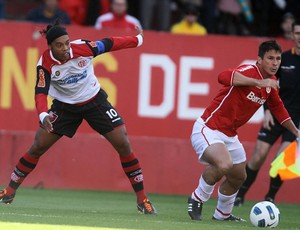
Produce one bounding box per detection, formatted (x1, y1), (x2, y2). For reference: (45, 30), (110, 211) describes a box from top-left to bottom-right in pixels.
(246, 91), (266, 104)
(78, 59), (87, 68)
(57, 70), (87, 85)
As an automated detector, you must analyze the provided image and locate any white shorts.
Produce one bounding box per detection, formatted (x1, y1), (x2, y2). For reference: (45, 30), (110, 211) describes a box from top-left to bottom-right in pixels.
(190, 118), (246, 165)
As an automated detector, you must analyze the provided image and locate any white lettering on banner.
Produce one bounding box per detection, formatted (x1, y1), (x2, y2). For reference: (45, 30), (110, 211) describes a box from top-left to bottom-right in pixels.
(178, 56), (213, 119)
(138, 54), (176, 118)
(137, 55), (263, 123)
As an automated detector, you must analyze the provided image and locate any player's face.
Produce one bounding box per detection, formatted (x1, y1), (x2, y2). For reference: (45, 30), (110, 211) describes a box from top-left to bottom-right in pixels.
(112, 0), (127, 16)
(49, 35), (70, 62)
(257, 50), (281, 78)
(292, 25), (300, 50)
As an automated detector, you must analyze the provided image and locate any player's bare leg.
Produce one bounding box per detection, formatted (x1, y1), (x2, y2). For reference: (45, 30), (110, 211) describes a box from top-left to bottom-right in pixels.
(212, 162), (246, 221)
(0, 127), (61, 204)
(248, 140), (272, 170)
(188, 143), (246, 221)
(103, 126), (157, 214)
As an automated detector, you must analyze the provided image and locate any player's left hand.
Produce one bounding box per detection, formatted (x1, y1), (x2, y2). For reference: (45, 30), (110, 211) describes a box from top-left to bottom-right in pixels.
(43, 115), (53, 133)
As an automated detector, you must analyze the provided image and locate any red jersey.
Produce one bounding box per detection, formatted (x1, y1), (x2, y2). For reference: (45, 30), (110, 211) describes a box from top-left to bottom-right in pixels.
(201, 64), (291, 136)
(94, 12), (142, 31)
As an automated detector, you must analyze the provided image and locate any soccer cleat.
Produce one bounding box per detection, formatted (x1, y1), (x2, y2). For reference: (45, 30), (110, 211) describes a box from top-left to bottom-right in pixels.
(234, 196), (244, 207)
(0, 189), (15, 204)
(212, 214), (247, 222)
(137, 199), (157, 214)
(188, 196), (203, 221)
(265, 196), (274, 203)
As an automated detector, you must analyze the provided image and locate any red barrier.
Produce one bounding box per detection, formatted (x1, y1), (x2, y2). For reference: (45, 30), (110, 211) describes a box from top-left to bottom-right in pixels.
(0, 22), (298, 203)
(0, 130), (299, 203)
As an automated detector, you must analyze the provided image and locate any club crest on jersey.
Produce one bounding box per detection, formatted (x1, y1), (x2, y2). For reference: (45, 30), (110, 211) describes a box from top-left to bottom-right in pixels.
(266, 87), (271, 93)
(78, 59), (87, 68)
(55, 71), (60, 76)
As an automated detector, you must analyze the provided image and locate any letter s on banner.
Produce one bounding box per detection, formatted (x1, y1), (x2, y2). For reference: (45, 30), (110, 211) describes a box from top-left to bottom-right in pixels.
(138, 54), (176, 118)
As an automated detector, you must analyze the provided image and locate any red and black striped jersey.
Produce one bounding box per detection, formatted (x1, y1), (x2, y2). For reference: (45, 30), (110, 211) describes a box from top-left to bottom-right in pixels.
(35, 35), (142, 116)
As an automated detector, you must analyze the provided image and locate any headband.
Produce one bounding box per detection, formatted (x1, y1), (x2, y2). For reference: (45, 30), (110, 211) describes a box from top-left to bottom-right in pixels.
(46, 26), (68, 44)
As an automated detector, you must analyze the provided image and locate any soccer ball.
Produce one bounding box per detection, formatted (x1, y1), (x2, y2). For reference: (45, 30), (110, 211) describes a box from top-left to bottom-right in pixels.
(250, 201), (280, 228)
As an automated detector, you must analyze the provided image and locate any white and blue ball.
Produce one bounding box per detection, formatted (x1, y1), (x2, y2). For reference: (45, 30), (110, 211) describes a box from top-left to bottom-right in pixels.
(250, 201), (280, 228)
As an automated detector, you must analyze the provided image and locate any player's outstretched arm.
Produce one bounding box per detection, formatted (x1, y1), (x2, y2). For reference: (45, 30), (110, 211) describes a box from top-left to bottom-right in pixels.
(232, 71), (279, 90)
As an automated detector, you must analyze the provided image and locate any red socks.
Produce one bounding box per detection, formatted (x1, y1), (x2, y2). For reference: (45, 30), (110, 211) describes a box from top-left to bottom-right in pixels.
(6, 152), (39, 195)
(120, 152), (147, 203)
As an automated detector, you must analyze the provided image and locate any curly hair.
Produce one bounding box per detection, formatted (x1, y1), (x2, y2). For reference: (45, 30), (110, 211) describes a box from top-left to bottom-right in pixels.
(40, 19), (68, 45)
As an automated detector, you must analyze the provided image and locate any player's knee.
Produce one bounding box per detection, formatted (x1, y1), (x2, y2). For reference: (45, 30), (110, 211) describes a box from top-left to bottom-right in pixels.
(238, 170), (247, 185)
(216, 161), (233, 175)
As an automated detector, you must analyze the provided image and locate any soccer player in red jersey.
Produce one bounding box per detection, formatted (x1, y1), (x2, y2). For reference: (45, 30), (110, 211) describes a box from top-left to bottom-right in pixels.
(188, 40), (299, 221)
(0, 21), (156, 214)
(234, 19), (300, 206)
(94, 0), (141, 31)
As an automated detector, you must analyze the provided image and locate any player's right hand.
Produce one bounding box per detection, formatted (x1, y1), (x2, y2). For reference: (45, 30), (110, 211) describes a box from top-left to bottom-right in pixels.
(43, 115), (53, 133)
(259, 79), (279, 90)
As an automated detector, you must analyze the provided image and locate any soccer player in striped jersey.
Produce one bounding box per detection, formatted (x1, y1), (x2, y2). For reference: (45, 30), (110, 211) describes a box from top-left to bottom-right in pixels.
(0, 21), (156, 214)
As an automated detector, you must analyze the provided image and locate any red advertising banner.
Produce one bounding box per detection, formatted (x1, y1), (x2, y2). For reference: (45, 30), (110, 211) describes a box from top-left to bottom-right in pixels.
(0, 21), (293, 142)
(1, 22), (298, 203)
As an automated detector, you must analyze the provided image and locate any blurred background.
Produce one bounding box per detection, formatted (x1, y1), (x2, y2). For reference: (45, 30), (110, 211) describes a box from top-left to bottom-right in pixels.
(1, 0), (299, 38)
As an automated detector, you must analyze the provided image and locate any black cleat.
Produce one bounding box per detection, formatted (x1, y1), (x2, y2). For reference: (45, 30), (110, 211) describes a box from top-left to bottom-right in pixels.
(234, 196), (244, 207)
(213, 214), (246, 222)
(137, 199), (157, 214)
(188, 196), (203, 221)
(0, 189), (15, 204)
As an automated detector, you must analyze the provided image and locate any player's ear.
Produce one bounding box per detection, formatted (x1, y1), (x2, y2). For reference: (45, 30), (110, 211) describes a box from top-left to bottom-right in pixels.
(257, 56), (263, 65)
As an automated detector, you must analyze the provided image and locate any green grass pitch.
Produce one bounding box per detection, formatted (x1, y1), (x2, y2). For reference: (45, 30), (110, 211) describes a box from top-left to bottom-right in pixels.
(0, 187), (299, 230)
